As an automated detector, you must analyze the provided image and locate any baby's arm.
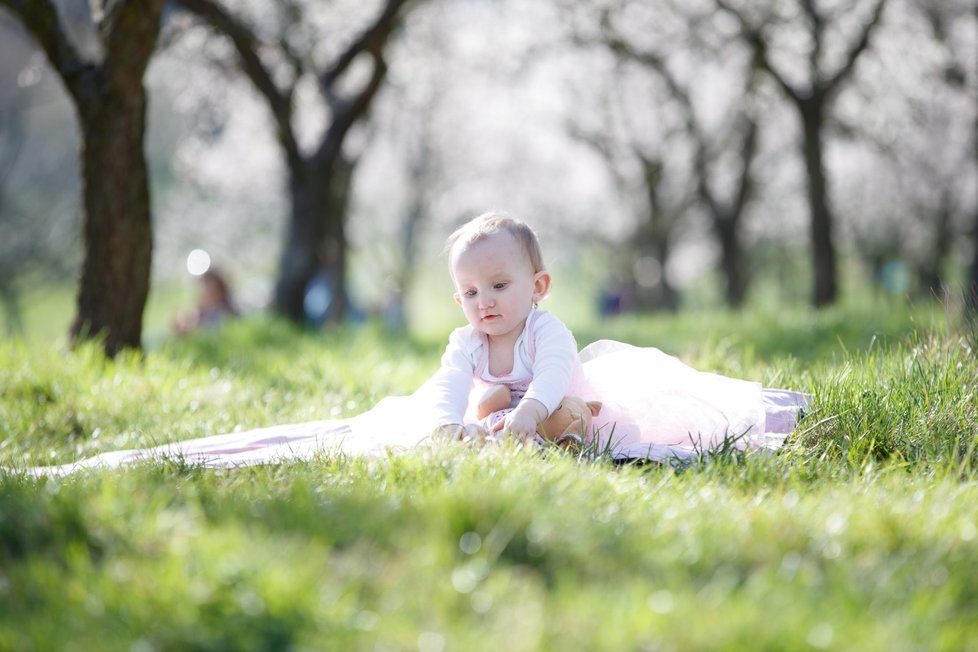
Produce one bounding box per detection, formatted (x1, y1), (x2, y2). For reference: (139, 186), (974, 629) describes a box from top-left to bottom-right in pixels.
(428, 328), (475, 438)
(522, 315), (578, 411)
(495, 314), (578, 439)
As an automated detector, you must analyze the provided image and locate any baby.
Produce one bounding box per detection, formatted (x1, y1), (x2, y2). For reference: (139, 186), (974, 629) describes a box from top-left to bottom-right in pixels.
(430, 211), (582, 442)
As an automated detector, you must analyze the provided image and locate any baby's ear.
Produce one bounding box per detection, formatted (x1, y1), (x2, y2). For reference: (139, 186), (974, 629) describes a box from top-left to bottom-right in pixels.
(453, 292), (462, 305)
(532, 271), (552, 301)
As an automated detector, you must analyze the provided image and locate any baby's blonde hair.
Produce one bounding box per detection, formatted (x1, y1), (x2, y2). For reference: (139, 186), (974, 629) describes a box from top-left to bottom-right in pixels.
(446, 211), (546, 273)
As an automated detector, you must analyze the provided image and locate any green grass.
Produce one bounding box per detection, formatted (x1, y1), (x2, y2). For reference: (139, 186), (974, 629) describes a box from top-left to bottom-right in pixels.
(2, 296), (978, 650)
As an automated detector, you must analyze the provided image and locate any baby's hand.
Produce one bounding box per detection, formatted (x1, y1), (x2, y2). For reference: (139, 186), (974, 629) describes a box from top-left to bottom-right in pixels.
(491, 398), (547, 440)
(432, 424), (465, 441)
(500, 411), (538, 439)
(433, 424), (491, 446)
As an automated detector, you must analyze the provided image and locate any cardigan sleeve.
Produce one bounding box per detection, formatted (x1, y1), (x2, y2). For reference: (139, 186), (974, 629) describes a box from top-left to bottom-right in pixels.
(521, 313), (578, 417)
(427, 327), (477, 426)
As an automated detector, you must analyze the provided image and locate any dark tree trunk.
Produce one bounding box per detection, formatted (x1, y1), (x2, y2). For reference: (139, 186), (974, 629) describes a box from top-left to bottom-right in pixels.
(71, 91), (153, 354)
(1, 284), (23, 336)
(967, 217), (978, 314)
(322, 157), (353, 321)
(709, 118), (756, 310)
(968, 5), (978, 316)
(274, 156), (353, 323)
(653, 238), (680, 311)
(918, 194), (952, 299)
(275, 165), (328, 322)
(630, 156), (679, 312)
(800, 95), (838, 307)
(715, 214), (746, 307)
(1, 0), (165, 356)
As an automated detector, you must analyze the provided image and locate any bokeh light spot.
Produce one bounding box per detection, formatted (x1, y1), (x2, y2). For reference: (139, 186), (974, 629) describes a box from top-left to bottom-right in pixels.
(187, 249), (211, 276)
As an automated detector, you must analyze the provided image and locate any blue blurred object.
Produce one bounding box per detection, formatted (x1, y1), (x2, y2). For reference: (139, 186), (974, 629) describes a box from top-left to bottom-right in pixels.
(880, 260), (909, 295)
(303, 271), (333, 326)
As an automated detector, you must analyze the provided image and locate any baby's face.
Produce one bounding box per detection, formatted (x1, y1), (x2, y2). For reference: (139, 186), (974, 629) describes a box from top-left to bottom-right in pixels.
(451, 231), (549, 342)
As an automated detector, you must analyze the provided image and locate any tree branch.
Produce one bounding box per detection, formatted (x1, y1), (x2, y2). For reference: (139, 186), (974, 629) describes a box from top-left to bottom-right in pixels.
(175, 0), (301, 165)
(566, 120), (632, 195)
(731, 117), (758, 218)
(714, 0), (802, 104)
(100, 0), (166, 93)
(800, 0), (824, 82)
(314, 51), (388, 167)
(919, 2), (966, 87)
(0, 0), (98, 105)
(624, 44), (720, 215)
(311, 0), (412, 166)
(273, 0), (307, 82)
(320, 0), (411, 92)
(825, 0), (888, 95)
(98, 0), (125, 45)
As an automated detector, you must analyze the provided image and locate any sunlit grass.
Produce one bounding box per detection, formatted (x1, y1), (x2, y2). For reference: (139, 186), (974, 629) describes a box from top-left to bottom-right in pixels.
(2, 298), (977, 650)
(0, 319), (436, 466)
(3, 454), (978, 649)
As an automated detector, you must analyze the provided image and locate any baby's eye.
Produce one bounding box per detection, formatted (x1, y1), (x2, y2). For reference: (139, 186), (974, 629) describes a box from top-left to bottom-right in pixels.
(465, 289), (477, 297)
(494, 282), (507, 290)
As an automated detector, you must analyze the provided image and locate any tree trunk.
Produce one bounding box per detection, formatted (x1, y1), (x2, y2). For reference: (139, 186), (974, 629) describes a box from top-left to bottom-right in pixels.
(800, 95), (838, 307)
(919, 193), (952, 299)
(70, 92), (154, 354)
(715, 215), (746, 308)
(654, 239), (679, 311)
(274, 156), (353, 324)
(1, 283), (23, 336)
(967, 216), (978, 314)
(968, 6), (978, 317)
(630, 156), (679, 312)
(2, 0), (165, 356)
(321, 156), (353, 323)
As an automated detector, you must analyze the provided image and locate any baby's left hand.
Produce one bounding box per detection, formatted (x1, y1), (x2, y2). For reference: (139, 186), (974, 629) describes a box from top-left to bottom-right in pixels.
(491, 398), (547, 440)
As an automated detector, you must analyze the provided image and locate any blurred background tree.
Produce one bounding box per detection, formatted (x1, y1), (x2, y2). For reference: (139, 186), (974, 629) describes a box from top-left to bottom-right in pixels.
(715, 0), (890, 308)
(564, 0), (765, 309)
(914, 0), (978, 313)
(173, 0), (414, 325)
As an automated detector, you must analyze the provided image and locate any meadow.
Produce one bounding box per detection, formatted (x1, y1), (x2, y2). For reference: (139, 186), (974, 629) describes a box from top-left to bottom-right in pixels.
(2, 293), (977, 650)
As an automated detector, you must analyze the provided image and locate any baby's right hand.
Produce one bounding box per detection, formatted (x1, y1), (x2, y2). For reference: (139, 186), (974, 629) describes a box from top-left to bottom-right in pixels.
(433, 424), (466, 441)
(433, 424), (493, 446)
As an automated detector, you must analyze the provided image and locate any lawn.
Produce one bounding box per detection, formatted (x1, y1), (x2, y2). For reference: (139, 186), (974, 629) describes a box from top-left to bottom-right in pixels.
(2, 295), (977, 650)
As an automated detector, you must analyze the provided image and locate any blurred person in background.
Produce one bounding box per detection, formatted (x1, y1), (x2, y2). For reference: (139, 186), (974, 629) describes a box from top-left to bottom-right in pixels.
(172, 268), (239, 335)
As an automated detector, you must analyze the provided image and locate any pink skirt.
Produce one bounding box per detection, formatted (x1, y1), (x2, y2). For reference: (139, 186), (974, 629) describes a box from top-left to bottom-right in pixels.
(569, 340), (809, 459)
